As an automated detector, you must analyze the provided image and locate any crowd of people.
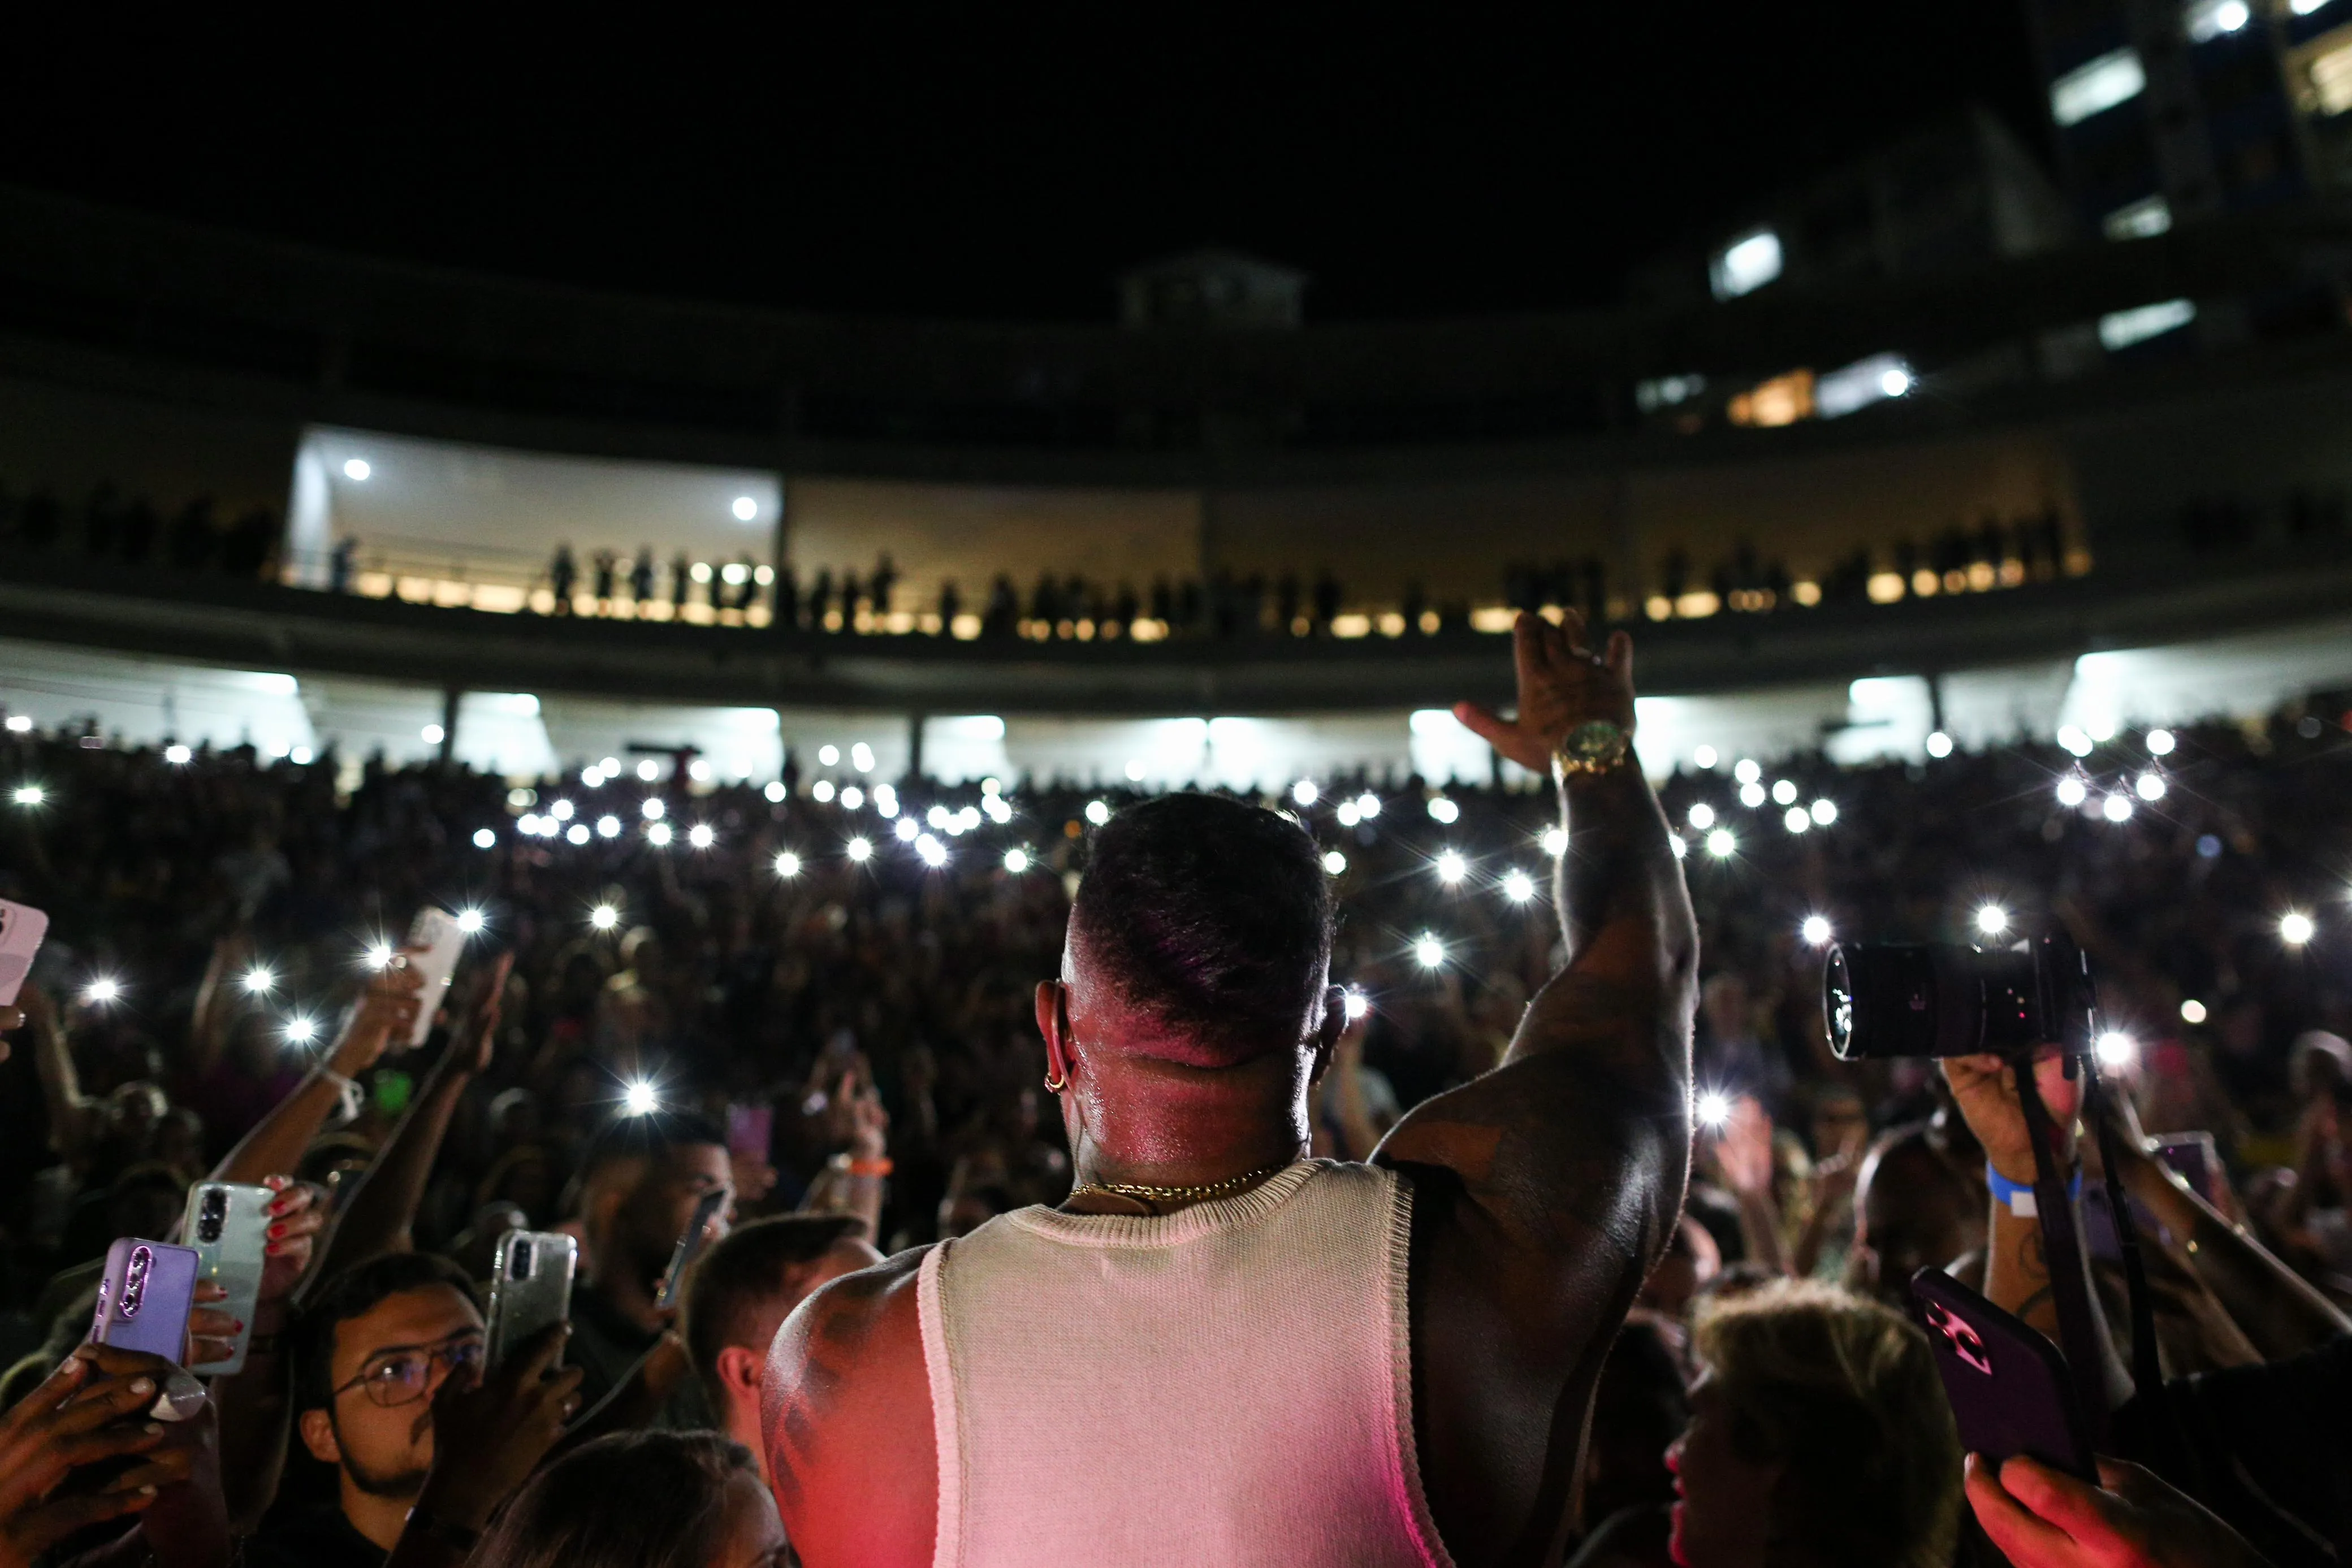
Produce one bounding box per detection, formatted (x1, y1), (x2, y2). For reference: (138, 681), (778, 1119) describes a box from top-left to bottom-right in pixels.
(0, 669), (2346, 1565)
(0, 483), (280, 582)
(0, 474), (2120, 644)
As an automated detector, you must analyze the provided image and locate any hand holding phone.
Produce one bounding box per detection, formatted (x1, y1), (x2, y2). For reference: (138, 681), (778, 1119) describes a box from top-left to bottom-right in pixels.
(655, 1187), (733, 1311)
(0, 899), (49, 1009)
(486, 1232), (577, 1371)
(90, 1240), (201, 1366)
(181, 1184), (273, 1375)
(401, 908), (466, 1049)
(1909, 1269), (2095, 1481)
(0, 1348), (196, 1556)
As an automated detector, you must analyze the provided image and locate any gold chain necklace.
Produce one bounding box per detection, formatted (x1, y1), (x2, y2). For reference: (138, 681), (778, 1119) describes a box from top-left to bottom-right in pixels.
(1064, 1163), (1287, 1211)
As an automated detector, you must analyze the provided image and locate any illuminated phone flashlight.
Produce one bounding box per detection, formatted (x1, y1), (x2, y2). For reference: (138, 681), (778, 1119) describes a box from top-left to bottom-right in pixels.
(1801, 915), (1834, 946)
(590, 904), (620, 932)
(457, 908), (485, 935)
(1974, 904), (2009, 937)
(2094, 1031), (2137, 1069)
(1413, 933), (1445, 969)
(1342, 989), (1370, 1021)
(241, 965), (276, 995)
(1696, 1091), (1733, 1129)
(623, 1081), (660, 1116)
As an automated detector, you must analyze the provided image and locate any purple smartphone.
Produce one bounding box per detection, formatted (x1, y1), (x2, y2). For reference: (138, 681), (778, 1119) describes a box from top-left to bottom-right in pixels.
(727, 1103), (773, 1160)
(90, 1238), (200, 1364)
(2151, 1132), (2223, 1207)
(1908, 1268), (2095, 1480)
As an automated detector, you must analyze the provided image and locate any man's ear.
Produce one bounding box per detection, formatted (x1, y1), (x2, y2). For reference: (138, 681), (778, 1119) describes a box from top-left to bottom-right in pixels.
(1036, 980), (1073, 1089)
(297, 1407), (341, 1465)
(1308, 986), (1346, 1088)
(716, 1343), (763, 1400)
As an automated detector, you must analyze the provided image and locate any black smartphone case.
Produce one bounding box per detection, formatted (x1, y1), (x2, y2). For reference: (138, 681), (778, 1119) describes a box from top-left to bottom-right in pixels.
(1908, 1267), (2096, 1480)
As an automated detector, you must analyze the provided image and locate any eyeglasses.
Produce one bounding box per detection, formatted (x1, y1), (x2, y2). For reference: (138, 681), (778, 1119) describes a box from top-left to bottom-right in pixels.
(331, 1332), (485, 1408)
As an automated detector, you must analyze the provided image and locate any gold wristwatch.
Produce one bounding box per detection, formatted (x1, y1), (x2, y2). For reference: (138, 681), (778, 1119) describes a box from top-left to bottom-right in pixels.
(1551, 719), (1633, 778)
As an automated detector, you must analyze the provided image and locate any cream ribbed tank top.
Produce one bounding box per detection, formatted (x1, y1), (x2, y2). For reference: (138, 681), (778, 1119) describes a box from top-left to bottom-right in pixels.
(916, 1159), (1453, 1568)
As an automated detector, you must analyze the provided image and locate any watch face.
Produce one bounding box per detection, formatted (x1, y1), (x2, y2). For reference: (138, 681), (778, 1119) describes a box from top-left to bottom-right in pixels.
(1563, 720), (1625, 761)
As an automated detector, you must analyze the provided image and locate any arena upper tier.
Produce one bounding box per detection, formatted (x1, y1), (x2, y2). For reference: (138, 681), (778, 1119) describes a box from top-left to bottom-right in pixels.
(2, 183), (2350, 783)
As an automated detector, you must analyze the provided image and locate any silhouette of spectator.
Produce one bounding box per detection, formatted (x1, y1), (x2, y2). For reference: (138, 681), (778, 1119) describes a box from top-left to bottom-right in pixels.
(871, 553), (898, 614)
(119, 497), (160, 564)
(1312, 570), (1341, 630)
(983, 575), (1018, 637)
(937, 579), (960, 633)
(82, 484), (122, 557)
(774, 564), (801, 630)
(329, 538), (357, 594)
(630, 547), (656, 603)
(550, 544), (577, 612)
(1183, 576), (1209, 631)
(165, 499), (217, 570)
(222, 508), (276, 578)
(808, 568), (834, 628)
(592, 549), (617, 604)
(671, 551), (692, 609)
(19, 489), (61, 550)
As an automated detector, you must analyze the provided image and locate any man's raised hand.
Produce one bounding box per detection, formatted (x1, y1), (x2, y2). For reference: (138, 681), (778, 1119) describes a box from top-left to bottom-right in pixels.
(1451, 609), (1636, 774)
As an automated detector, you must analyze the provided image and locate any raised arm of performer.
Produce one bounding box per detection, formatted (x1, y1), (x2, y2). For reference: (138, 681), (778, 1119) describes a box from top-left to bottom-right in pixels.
(1384, 607), (1698, 1563)
(762, 610), (1694, 1568)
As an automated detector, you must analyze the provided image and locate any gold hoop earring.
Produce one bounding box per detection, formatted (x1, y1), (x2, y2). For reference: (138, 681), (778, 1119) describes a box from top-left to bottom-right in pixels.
(1043, 1065), (1068, 1094)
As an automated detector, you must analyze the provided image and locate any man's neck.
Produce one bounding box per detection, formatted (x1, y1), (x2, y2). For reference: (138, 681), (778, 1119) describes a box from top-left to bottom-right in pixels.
(340, 1475), (416, 1553)
(1065, 1138), (1307, 1215)
(725, 1388), (770, 1488)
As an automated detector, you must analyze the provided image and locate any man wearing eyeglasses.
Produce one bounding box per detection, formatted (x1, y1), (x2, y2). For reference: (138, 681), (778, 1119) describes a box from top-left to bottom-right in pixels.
(247, 1252), (582, 1567)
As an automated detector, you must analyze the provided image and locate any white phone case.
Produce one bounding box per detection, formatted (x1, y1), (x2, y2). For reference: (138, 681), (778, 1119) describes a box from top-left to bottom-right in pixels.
(183, 1182), (273, 1375)
(403, 907), (465, 1048)
(0, 899), (49, 1008)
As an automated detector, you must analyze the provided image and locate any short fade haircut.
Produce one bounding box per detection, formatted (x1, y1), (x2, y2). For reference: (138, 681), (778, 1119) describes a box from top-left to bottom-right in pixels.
(681, 1214), (864, 1406)
(293, 1251), (480, 1413)
(1071, 793), (1335, 1065)
(580, 1109), (729, 1182)
(1694, 1279), (1962, 1568)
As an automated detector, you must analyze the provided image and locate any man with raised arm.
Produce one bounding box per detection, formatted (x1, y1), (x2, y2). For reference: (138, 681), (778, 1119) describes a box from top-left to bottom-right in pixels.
(762, 612), (1698, 1568)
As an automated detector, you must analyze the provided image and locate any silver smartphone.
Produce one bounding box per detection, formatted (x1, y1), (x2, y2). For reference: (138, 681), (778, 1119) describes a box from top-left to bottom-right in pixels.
(402, 907), (466, 1049)
(183, 1182), (272, 1375)
(0, 898), (49, 1008)
(655, 1186), (732, 1311)
(486, 1231), (576, 1371)
(90, 1238), (200, 1364)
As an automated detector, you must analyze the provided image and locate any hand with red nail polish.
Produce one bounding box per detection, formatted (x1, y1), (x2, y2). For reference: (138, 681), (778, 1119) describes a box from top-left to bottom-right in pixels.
(254, 1178), (325, 1308)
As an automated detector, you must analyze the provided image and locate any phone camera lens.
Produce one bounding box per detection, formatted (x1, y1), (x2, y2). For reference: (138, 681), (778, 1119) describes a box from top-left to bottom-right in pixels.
(511, 1239), (534, 1279)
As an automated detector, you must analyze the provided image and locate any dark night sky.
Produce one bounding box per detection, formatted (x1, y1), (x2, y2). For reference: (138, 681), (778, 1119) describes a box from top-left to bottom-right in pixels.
(1, 8), (2047, 322)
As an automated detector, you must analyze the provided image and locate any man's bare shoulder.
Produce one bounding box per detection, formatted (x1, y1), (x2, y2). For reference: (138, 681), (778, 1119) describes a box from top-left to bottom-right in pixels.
(764, 1242), (928, 1420)
(762, 1245), (937, 1566)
